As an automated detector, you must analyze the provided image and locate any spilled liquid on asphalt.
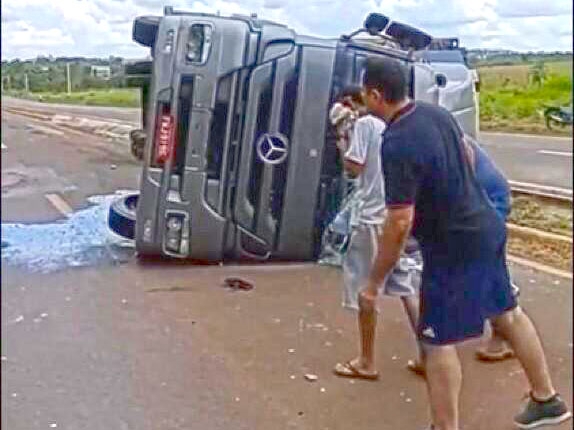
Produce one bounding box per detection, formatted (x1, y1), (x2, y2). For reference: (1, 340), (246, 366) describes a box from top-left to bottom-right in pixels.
(1, 192), (136, 273)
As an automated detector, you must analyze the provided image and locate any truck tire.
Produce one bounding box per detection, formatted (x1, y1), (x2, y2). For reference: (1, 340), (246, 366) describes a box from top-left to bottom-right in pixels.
(133, 16), (160, 48)
(108, 193), (139, 240)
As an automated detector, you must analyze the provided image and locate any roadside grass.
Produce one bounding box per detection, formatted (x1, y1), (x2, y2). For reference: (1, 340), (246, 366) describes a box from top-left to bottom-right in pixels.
(478, 60), (573, 135)
(3, 88), (141, 108)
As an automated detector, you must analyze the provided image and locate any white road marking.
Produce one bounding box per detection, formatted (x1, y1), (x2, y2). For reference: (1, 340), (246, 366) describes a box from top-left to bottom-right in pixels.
(537, 150), (573, 157)
(1, 142), (6, 150)
(45, 193), (73, 217)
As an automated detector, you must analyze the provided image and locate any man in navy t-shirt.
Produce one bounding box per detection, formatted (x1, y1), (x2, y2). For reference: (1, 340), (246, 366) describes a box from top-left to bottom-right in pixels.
(359, 56), (570, 430)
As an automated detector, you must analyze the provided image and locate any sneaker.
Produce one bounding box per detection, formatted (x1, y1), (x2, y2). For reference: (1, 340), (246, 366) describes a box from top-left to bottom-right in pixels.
(514, 392), (572, 429)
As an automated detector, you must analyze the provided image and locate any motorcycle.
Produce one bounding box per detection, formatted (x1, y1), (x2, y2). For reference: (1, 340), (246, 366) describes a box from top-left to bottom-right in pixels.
(544, 105), (573, 130)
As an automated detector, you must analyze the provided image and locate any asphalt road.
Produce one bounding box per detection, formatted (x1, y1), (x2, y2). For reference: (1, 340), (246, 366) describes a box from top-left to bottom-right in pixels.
(1, 102), (573, 430)
(3, 97), (573, 190)
(479, 131), (572, 190)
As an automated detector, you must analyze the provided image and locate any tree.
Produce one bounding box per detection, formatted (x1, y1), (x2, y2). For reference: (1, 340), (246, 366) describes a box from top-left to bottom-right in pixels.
(529, 61), (546, 88)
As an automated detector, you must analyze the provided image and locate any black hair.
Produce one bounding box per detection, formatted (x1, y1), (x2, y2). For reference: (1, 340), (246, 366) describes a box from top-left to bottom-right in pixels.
(363, 56), (409, 103)
(336, 85), (364, 105)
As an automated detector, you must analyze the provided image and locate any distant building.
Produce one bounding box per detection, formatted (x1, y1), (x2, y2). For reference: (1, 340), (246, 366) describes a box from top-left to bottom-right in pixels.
(90, 65), (111, 80)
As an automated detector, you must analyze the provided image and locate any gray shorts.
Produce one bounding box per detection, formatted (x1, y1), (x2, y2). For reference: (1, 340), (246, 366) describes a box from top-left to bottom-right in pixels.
(342, 224), (421, 311)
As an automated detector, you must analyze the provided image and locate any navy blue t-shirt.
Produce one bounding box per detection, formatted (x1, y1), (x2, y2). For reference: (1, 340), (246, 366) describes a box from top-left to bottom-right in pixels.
(381, 101), (506, 263)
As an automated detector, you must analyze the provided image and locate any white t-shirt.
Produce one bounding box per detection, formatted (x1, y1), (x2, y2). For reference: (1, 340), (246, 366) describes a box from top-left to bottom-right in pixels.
(344, 115), (387, 225)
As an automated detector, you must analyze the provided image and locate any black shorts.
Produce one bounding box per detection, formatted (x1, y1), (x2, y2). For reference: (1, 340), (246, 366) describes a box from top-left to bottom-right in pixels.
(417, 251), (518, 346)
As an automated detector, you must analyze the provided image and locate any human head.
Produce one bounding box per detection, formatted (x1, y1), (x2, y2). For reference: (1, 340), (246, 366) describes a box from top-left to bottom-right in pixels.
(362, 56), (409, 120)
(336, 85), (367, 114)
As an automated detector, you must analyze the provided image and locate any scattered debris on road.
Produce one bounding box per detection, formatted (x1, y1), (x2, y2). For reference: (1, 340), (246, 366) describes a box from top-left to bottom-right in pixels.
(1, 191), (136, 273)
(222, 277), (254, 291)
(304, 373), (318, 382)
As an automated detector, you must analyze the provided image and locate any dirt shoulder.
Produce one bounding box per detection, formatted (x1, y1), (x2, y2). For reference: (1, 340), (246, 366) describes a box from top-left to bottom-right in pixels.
(507, 196), (572, 271)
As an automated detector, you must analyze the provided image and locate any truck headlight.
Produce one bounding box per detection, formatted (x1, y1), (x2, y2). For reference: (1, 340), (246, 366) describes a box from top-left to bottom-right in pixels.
(165, 214), (186, 253)
(186, 24), (212, 64)
(167, 216), (182, 232)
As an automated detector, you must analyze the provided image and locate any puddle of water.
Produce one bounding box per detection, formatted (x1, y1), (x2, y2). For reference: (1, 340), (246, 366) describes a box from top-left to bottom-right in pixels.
(1, 191), (137, 273)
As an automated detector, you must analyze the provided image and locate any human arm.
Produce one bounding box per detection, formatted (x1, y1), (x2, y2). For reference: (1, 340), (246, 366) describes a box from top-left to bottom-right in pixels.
(344, 159), (364, 178)
(342, 117), (372, 178)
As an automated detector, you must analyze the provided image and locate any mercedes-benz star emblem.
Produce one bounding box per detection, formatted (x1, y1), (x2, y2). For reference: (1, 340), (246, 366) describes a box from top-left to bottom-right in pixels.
(256, 133), (289, 165)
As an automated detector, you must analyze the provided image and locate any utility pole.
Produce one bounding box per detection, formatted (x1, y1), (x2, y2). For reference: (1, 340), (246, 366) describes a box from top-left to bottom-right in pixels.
(66, 63), (71, 94)
(24, 73), (29, 93)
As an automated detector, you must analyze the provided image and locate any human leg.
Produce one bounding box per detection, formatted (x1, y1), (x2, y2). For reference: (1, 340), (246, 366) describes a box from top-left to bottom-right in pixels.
(491, 307), (571, 427)
(476, 280), (520, 362)
(423, 344), (462, 430)
(335, 224), (380, 377)
(491, 307), (555, 400)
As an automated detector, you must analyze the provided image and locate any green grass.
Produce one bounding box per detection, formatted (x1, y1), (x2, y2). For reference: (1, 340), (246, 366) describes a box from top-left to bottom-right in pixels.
(478, 60), (573, 135)
(4, 88), (141, 108)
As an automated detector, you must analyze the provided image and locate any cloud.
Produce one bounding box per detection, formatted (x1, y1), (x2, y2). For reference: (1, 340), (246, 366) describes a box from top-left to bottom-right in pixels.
(263, 0), (283, 9)
(1, 0), (572, 60)
(495, 0), (572, 18)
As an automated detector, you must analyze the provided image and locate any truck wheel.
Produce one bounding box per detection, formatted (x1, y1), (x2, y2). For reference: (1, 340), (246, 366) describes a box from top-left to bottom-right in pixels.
(133, 16), (160, 48)
(108, 193), (139, 240)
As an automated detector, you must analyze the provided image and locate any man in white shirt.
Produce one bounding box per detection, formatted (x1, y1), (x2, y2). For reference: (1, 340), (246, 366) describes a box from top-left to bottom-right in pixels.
(330, 87), (422, 379)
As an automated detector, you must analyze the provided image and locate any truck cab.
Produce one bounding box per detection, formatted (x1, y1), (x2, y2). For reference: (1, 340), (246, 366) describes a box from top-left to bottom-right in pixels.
(124, 8), (477, 262)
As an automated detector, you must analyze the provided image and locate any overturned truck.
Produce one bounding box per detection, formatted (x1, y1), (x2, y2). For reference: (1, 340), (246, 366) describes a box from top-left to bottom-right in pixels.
(113, 7), (479, 262)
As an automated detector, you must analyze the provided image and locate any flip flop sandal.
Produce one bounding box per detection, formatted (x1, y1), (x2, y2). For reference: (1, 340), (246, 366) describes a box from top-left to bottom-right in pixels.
(475, 348), (515, 362)
(406, 360), (426, 377)
(333, 361), (379, 380)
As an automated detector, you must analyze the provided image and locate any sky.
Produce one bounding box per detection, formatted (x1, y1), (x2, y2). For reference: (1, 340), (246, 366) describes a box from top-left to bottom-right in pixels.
(1, 0), (572, 60)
